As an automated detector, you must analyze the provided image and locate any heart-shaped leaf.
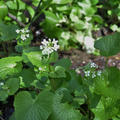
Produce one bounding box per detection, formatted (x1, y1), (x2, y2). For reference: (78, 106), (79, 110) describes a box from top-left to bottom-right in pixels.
(50, 89), (82, 120)
(0, 1), (8, 19)
(14, 91), (54, 120)
(0, 56), (22, 79)
(94, 33), (120, 56)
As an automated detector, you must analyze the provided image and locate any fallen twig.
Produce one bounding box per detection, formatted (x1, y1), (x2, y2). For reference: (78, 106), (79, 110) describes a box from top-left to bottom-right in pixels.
(0, 116), (5, 120)
(8, 13), (26, 27)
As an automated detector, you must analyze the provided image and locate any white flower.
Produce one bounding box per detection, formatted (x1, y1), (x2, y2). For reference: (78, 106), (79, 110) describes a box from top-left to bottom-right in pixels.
(48, 38), (51, 42)
(39, 67), (42, 71)
(52, 39), (58, 44)
(84, 71), (90, 77)
(21, 35), (26, 41)
(97, 70), (102, 76)
(90, 62), (98, 68)
(40, 38), (59, 56)
(53, 44), (60, 51)
(42, 47), (53, 55)
(26, 34), (29, 38)
(40, 45), (43, 50)
(36, 31), (40, 35)
(26, 30), (29, 33)
(16, 29), (20, 33)
(41, 39), (49, 46)
(16, 28), (30, 41)
(0, 82), (4, 86)
(92, 72), (96, 78)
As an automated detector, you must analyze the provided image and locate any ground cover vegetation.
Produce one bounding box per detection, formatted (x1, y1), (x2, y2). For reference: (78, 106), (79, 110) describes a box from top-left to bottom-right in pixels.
(0, 0), (120, 120)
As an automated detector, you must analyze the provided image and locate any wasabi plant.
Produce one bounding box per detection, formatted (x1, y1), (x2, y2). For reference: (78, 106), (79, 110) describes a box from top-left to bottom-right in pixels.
(0, 28), (120, 120)
(0, 0), (120, 120)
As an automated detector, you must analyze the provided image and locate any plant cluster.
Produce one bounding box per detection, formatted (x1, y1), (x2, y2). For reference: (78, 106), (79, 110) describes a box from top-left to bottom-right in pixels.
(1, 0), (120, 53)
(99, 0), (120, 32)
(0, 26), (120, 120)
(0, 0), (104, 54)
(0, 0), (120, 120)
(40, 0), (103, 53)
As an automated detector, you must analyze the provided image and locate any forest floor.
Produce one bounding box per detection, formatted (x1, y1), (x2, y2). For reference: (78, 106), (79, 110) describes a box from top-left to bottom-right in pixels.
(60, 48), (120, 71)
(1, 50), (120, 120)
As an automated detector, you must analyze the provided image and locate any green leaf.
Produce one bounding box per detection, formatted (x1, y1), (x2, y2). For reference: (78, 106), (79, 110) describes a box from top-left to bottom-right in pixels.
(52, 0), (72, 4)
(22, 47), (40, 63)
(68, 70), (82, 92)
(70, 7), (81, 23)
(0, 56), (22, 79)
(14, 91), (54, 120)
(50, 66), (66, 78)
(27, 6), (35, 18)
(26, 51), (42, 67)
(44, 11), (59, 24)
(9, 113), (16, 120)
(6, 1), (17, 10)
(94, 67), (120, 99)
(85, 7), (96, 16)
(55, 58), (72, 70)
(91, 0), (99, 5)
(21, 69), (37, 87)
(42, 11), (62, 38)
(92, 15), (103, 24)
(56, 5), (69, 11)
(6, 78), (20, 95)
(92, 97), (119, 120)
(92, 99), (106, 120)
(0, 1), (8, 19)
(48, 52), (58, 63)
(78, 1), (96, 16)
(18, 0), (26, 10)
(0, 90), (8, 101)
(50, 89), (82, 120)
(73, 21), (85, 30)
(94, 32), (120, 56)
(40, 0), (52, 10)
(0, 22), (18, 41)
(0, 78), (20, 101)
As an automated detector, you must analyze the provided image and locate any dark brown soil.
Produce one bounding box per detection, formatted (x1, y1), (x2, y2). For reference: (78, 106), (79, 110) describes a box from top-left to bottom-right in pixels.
(59, 49), (120, 70)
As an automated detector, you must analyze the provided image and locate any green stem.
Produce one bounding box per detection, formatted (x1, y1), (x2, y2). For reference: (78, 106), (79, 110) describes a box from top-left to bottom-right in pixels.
(79, 107), (87, 115)
(7, 41), (12, 54)
(29, 0), (42, 28)
(48, 63), (56, 91)
(50, 78), (56, 91)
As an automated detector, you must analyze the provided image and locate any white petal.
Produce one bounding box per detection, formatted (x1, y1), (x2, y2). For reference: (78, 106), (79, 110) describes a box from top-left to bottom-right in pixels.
(21, 35), (26, 40)
(26, 34), (29, 38)
(16, 29), (20, 33)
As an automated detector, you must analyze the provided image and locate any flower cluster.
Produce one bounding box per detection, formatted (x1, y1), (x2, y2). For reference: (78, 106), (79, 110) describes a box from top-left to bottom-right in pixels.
(16, 28), (30, 41)
(84, 70), (90, 77)
(90, 62), (98, 68)
(84, 62), (101, 79)
(40, 38), (60, 56)
(84, 70), (102, 78)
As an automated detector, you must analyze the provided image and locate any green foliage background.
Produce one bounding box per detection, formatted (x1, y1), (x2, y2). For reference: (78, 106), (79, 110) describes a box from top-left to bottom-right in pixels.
(0, 0), (120, 120)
